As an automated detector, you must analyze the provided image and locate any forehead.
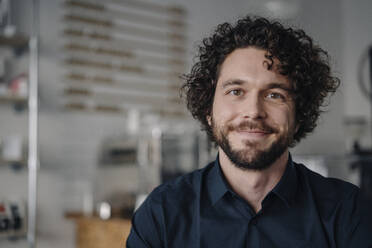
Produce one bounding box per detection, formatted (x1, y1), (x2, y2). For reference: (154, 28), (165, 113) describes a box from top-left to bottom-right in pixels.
(217, 47), (291, 89)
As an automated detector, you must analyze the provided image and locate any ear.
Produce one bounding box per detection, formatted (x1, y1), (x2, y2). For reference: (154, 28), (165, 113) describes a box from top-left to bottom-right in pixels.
(295, 123), (300, 134)
(207, 115), (212, 126)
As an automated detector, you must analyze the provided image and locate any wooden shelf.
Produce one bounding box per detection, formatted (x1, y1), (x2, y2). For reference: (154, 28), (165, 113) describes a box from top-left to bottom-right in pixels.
(0, 34), (29, 48)
(0, 94), (27, 104)
(66, 214), (131, 248)
(0, 158), (26, 168)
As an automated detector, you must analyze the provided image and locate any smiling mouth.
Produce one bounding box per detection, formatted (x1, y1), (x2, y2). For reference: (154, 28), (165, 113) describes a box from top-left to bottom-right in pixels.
(237, 129), (271, 133)
(227, 121), (276, 140)
(234, 129), (273, 140)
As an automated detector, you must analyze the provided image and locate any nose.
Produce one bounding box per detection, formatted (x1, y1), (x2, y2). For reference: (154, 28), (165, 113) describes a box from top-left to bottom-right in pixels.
(241, 93), (266, 120)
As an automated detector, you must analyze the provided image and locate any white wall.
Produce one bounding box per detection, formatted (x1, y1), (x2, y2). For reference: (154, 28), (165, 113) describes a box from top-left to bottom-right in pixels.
(342, 0), (372, 148)
(291, 0), (345, 155)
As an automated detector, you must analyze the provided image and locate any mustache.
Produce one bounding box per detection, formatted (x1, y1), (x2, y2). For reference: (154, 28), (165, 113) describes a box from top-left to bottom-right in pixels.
(227, 121), (277, 133)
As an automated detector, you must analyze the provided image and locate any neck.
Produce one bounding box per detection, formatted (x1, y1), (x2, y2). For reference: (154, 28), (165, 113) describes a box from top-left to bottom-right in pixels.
(219, 149), (289, 213)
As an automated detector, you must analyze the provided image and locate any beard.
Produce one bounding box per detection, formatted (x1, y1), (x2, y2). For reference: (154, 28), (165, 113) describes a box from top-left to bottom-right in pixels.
(211, 118), (293, 171)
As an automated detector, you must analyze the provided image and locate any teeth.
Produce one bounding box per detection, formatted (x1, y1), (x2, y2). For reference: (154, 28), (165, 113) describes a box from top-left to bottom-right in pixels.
(239, 129), (266, 132)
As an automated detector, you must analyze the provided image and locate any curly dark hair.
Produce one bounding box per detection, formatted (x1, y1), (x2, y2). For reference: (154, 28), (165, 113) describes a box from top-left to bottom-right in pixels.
(181, 16), (340, 146)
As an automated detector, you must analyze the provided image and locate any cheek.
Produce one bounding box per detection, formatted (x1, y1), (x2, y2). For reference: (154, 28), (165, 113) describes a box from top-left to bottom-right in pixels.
(268, 106), (295, 129)
(211, 98), (236, 122)
(286, 112), (297, 132)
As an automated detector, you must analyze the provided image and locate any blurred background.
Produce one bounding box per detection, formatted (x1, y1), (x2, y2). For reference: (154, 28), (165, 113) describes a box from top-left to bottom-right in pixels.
(0, 0), (371, 247)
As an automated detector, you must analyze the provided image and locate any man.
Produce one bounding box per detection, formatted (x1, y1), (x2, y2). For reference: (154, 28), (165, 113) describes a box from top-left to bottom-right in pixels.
(127, 16), (372, 247)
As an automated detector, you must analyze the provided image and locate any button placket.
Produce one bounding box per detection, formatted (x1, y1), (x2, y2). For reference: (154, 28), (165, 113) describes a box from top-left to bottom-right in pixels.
(251, 218), (258, 226)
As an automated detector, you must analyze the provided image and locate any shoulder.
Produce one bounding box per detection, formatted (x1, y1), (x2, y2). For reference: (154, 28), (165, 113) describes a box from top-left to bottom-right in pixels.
(294, 162), (359, 201)
(293, 162), (372, 245)
(144, 161), (214, 209)
(128, 163), (215, 247)
(131, 163), (213, 237)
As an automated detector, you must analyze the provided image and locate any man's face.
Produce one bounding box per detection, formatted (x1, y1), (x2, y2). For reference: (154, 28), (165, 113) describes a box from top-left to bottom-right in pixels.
(208, 47), (297, 170)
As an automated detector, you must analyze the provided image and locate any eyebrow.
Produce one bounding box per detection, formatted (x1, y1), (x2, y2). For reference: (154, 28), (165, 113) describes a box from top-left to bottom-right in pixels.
(221, 80), (293, 92)
(265, 82), (293, 92)
(221, 79), (245, 88)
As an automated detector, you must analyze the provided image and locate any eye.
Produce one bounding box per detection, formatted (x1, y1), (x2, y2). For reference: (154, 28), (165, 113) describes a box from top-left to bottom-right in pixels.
(267, 92), (283, 99)
(265, 92), (286, 101)
(227, 89), (243, 96)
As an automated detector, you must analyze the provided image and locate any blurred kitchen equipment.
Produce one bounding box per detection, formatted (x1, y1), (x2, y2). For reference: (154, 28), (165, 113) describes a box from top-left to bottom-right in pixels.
(136, 120), (211, 195)
(99, 191), (136, 219)
(344, 116), (367, 152)
(99, 134), (137, 166)
(0, 199), (27, 239)
(352, 44), (372, 202)
(0, 55), (6, 81)
(97, 202), (111, 220)
(8, 73), (28, 98)
(0, 0), (16, 37)
(1, 135), (24, 169)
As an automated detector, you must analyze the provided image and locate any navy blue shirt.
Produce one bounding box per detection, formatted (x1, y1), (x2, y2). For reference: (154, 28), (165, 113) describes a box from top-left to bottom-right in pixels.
(127, 156), (372, 247)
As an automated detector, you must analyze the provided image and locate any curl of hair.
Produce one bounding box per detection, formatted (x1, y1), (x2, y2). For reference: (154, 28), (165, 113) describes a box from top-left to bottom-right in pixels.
(181, 16), (340, 146)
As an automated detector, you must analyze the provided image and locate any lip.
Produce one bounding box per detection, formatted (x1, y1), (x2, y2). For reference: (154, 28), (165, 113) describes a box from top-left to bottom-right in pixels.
(236, 129), (271, 134)
(234, 129), (272, 140)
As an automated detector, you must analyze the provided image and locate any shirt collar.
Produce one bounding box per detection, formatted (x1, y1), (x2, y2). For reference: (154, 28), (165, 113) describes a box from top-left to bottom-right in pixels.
(271, 154), (298, 207)
(207, 155), (230, 205)
(207, 153), (298, 207)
